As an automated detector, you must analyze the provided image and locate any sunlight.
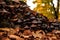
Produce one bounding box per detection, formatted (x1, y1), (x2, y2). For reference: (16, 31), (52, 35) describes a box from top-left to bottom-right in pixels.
(53, 0), (57, 8)
(26, 0), (57, 10)
(26, 0), (37, 10)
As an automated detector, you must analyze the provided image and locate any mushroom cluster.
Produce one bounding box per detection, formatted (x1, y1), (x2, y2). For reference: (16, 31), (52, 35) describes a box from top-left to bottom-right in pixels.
(0, 0), (60, 40)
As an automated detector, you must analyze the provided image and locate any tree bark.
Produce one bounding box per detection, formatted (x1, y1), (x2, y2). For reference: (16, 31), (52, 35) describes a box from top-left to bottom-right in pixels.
(56, 0), (59, 19)
(51, 0), (59, 19)
(51, 0), (57, 19)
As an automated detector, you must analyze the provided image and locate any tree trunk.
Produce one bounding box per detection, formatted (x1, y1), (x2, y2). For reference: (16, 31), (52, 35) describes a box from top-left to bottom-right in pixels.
(51, 0), (57, 19)
(51, 0), (59, 19)
(56, 0), (59, 19)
